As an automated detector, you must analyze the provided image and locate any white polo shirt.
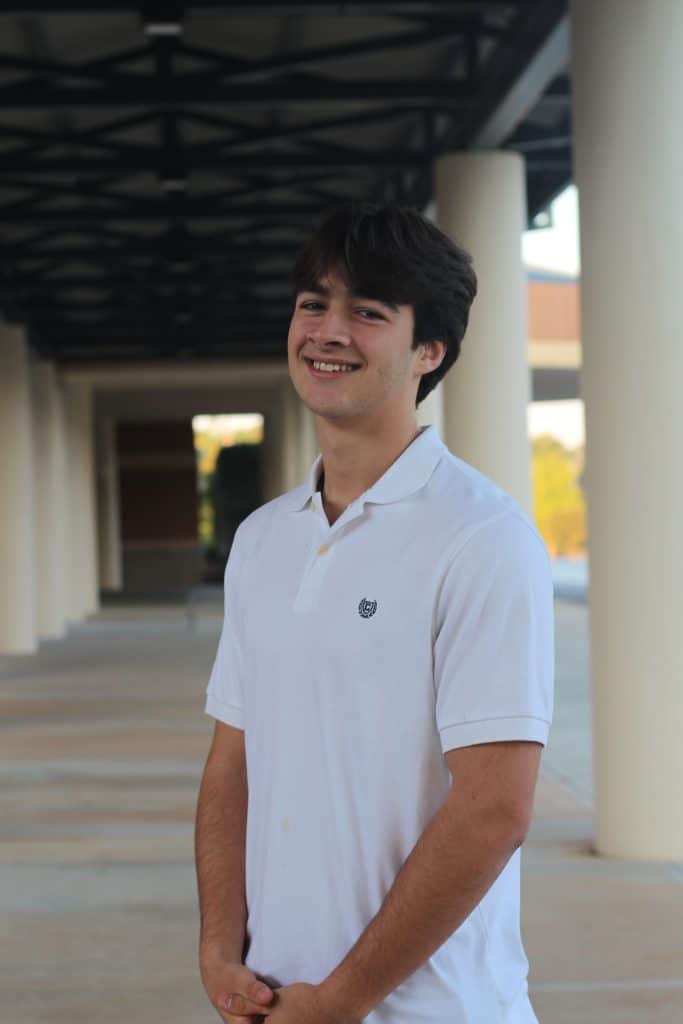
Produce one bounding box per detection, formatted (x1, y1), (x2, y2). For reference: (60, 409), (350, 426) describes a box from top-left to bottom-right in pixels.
(205, 425), (554, 1024)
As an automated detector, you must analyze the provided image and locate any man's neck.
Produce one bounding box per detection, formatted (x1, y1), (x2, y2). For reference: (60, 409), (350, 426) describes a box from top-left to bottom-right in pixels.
(315, 413), (423, 525)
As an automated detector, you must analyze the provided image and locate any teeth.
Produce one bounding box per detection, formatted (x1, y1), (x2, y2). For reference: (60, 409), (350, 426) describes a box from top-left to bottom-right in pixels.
(312, 361), (356, 373)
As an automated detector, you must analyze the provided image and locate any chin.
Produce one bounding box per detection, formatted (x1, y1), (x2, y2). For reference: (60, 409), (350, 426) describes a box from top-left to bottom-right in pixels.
(314, 402), (370, 425)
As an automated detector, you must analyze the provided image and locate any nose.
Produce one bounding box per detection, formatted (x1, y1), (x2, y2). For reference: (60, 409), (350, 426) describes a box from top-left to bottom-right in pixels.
(307, 306), (352, 346)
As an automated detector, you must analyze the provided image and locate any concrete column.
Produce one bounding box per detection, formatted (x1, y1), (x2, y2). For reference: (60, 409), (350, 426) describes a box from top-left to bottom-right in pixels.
(96, 417), (123, 592)
(416, 383), (445, 436)
(261, 403), (283, 503)
(0, 326), (37, 654)
(420, 200), (446, 438)
(435, 151), (532, 514)
(571, 0), (683, 859)
(64, 379), (99, 620)
(30, 362), (68, 639)
(280, 380), (303, 493)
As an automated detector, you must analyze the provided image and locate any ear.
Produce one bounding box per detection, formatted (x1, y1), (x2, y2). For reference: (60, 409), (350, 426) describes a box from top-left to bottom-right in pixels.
(417, 340), (447, 375)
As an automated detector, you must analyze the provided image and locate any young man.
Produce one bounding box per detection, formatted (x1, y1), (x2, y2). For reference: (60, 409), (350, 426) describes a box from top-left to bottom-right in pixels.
(195, 203), (554, 1024)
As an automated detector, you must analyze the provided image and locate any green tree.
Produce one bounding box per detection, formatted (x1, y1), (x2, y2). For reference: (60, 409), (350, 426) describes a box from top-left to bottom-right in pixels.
(532, 435), (586, 557)
(192, 421), (264, 550)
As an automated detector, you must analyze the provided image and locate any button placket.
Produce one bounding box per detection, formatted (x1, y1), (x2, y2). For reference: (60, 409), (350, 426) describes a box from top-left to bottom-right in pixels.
(292, 512), (333, 612)
(292, 500), (367, 613)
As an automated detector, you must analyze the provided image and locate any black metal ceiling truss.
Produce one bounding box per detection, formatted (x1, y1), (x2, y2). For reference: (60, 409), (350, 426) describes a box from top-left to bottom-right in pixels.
(0, 1), (570, 364)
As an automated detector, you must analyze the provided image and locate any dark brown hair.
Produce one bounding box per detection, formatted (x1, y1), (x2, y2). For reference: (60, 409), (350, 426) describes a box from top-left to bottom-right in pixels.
(293, 201), (477, 405)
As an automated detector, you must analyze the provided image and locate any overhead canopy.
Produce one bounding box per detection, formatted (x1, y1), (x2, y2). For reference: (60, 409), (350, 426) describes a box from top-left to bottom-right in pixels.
(0, 1), (570, 364)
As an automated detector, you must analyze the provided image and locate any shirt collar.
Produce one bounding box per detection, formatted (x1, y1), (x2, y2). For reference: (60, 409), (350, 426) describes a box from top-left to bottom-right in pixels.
(286, 425), (446, 513)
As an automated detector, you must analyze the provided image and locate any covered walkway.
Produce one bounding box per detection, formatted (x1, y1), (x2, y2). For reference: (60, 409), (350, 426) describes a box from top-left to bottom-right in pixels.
(1, 597), (681, 1024)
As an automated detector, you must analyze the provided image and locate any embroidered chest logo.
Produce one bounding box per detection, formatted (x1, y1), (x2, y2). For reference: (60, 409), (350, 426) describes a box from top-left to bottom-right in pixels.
(358, 598), (378, 619)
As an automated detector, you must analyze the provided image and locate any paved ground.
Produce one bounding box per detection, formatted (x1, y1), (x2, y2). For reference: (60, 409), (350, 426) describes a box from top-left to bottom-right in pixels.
(0, 595), (681, 1024)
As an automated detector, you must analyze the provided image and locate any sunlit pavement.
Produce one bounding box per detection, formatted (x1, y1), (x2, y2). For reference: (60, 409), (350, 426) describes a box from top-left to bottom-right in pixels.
(1, 597), (681, 1024)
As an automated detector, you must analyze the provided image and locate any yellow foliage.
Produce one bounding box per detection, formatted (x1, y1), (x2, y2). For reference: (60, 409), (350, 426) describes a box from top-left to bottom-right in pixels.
(192, 422), (264, 548)
(193, 425), (263, 476)
(532, 435), (586, 557)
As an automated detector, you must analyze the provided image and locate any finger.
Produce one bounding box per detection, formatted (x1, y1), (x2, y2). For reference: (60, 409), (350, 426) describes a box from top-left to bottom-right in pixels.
(219, 994), (274, 1018)
(215, 1008), (258, 1024)
(250, 983), (276, 1007)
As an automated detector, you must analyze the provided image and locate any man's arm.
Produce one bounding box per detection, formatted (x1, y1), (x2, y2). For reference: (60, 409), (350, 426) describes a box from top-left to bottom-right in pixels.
(195, 721), (277, 1023)
(195, 720), (249, 962)
(315, 740), (542, 1023)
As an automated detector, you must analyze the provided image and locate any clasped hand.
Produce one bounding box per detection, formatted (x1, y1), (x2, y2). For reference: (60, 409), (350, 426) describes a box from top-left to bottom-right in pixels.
(225, 981), (360, 1024)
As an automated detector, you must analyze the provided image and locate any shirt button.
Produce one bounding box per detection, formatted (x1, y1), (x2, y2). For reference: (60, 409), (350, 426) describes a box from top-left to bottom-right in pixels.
(317, 544), (329, 556)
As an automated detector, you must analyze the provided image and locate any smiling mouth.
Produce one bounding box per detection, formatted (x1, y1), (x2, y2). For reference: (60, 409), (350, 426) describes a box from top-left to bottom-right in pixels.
(304, 357), (361, 375)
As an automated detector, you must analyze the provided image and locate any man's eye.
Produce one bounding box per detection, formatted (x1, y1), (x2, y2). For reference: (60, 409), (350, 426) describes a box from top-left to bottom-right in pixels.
(357, 308), (384, 320)
(300, 300), (324, 311)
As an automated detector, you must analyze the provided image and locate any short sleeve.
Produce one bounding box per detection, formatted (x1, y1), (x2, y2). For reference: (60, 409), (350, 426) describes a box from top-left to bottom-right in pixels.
(204, 525), (248, 730)
(434, 512), (555, 753)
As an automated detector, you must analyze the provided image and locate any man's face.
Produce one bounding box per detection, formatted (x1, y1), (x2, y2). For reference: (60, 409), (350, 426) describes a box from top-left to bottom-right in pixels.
(287, 270), (427, 425)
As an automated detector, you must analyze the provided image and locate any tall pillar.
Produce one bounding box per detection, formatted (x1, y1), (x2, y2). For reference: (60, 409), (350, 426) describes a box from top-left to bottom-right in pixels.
(416, 383), (444, 436)
(280, 379), (303, 493)
(0, 326), (37, 654)
(96, 417), (123, 591)
(64, 379), (99, 620)
(571, 0), (683, 859)
(30, 362), (68, 639)
(262, 402), (283, 503)
(435, 152), (532, 514)
(420, 203), (447, 439)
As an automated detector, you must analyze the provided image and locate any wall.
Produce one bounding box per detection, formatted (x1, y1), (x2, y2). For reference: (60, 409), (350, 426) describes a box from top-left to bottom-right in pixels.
(117, 420), (202, 593)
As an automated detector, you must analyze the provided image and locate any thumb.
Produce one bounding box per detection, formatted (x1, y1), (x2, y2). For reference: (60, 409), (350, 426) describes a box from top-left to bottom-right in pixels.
(244, 973), (276, 1006)
(231, 968), (276, 1009)
(218, 979), (275, 1017)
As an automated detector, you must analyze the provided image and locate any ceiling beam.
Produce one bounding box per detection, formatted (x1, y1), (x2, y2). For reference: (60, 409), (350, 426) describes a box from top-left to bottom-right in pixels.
(0, 74), (476, 108)
(0, 2), (539, 11)
(177, 24), (465, 82)
(408, 0), (570, 221)
(0, 52), (147, 89)
(0, 203), (320, 223)
(0, 146), (424, 176)
(0, 105), (450, 158)
(472, 15), (569, 147)
(0, 0), (572, 365)
(3, 238), (300, 260)
(508, 129), (571, 152)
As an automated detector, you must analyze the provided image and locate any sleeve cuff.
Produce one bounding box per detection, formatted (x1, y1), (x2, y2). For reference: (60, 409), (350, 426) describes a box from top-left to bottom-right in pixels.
(439, 715), (550, 753)
(205, 691), (245, 730)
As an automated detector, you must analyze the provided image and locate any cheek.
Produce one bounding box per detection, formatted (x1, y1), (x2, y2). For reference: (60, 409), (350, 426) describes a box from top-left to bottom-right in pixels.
(288, 312), (313, 349)
(286, 322), (299, 357)
(381, 354), (418, 391)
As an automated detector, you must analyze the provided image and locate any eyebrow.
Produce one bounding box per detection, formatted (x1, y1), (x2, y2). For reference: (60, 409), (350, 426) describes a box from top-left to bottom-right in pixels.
(303, 282), (399, 314)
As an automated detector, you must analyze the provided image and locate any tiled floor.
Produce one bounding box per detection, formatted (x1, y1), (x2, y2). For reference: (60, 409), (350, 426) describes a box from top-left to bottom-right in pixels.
(0, 598), (680, 1023)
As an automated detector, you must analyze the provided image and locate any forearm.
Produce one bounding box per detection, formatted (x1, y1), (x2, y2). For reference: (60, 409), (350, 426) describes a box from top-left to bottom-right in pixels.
(318, 794), (524, 1021)
(194, 756), (248, 962)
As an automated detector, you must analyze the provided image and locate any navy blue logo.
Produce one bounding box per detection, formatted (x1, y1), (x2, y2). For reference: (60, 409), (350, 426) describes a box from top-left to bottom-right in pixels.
(358, 598), (378, 619)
